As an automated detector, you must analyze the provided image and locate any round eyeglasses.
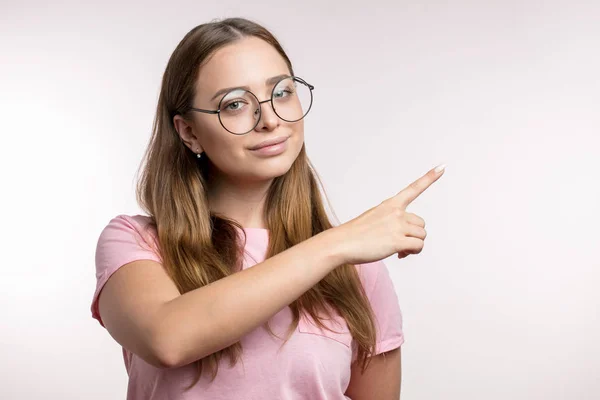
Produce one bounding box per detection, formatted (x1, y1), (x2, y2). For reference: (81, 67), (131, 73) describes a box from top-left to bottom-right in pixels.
(187, 76), (314, 135)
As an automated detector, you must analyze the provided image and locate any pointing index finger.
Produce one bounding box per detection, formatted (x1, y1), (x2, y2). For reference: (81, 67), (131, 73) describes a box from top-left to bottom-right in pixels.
(394, 164), (446, 209)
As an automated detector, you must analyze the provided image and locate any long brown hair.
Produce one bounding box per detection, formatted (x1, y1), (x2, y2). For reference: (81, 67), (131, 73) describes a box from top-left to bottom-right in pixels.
(135, 17), (377, 389)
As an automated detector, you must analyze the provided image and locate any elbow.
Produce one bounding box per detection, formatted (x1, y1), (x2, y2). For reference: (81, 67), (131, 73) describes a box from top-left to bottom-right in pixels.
(151, 340), (212, 370)
(125, 322), (181, 369)
(149, 326), (208, 369)
(146, 320), (215, 369)
(121, 339), (180, 369)
(149, 333), (184, 369)
(152, 348), (181, 369)
(151, 336), (217, 369)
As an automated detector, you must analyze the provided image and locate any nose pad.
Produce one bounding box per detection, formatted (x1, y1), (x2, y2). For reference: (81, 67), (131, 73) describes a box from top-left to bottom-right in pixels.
(255, 100), (278, 129)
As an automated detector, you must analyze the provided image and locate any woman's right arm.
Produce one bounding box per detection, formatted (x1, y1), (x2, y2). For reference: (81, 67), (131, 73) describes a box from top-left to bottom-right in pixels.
(98, 165), (444, 369)
(98, 228), (346, 369)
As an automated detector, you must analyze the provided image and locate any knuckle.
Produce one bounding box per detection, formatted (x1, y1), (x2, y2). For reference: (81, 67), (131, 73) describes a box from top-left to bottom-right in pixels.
(392, 207), (404, 219)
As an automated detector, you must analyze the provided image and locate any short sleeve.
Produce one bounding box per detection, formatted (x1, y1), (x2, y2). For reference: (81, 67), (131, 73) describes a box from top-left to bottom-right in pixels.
(91, 214), (162, 327)
(355, 260), (405, 357)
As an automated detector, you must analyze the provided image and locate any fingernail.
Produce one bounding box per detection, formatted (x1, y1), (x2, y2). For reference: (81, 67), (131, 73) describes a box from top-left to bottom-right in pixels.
(434, 163), (446, 173)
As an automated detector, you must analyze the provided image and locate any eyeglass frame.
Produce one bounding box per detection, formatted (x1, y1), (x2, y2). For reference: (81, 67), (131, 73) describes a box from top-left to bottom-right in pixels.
(184, 75), (314, 135)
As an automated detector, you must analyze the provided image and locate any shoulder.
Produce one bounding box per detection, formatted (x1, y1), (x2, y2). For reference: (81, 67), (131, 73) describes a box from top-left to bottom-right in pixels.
(102, 213), (156, 233)
(98, 214), (158, 245)
(95, 213), (161, 266)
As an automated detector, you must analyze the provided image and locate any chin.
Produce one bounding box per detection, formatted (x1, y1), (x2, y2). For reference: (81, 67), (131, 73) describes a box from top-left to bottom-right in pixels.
(256, 157), (295, 178)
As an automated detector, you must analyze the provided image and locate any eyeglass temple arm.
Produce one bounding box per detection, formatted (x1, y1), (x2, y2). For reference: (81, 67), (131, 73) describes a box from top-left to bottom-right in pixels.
(189, 108), (220, 114)
(293, 76), (314, 90)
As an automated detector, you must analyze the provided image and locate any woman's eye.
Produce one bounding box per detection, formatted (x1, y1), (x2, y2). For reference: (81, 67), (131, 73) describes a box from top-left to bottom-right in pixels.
(225, 101), (243, 110)
(274, 89), (292, 98)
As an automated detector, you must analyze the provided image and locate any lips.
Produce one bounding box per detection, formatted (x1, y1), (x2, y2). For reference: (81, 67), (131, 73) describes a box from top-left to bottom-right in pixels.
(250, 136), (288, 150)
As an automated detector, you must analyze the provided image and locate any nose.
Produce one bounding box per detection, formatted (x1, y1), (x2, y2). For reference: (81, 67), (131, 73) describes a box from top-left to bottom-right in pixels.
(254, 98), (279, 132)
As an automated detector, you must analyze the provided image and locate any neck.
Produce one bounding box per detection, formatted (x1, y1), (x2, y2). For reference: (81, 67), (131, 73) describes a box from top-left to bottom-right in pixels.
(206, 169), (273, 229)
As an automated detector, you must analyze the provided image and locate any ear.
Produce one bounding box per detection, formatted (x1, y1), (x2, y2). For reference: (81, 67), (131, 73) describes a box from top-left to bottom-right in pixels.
(173, 115), (203, 154)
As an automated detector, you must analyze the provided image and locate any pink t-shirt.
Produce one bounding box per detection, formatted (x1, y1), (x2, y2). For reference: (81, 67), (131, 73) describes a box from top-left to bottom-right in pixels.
(91, 214), (404, 399)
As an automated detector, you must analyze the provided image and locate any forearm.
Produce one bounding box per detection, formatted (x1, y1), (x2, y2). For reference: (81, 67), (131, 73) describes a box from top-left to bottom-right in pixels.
(154, 228), (345, 367)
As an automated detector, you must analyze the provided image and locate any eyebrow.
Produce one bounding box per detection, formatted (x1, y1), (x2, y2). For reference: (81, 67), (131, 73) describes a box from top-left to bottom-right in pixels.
(210, 74), (291, 101)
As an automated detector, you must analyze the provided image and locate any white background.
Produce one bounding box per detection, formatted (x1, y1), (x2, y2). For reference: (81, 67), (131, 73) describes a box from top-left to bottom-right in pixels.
(1, 0), (599, 398)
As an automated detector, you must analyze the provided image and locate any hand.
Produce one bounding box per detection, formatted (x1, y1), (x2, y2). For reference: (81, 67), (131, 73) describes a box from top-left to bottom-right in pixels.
(332, 164), (446, 265)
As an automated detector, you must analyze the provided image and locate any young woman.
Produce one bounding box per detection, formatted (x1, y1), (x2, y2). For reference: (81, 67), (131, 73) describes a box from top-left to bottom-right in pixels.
(91, 17), (445, 400)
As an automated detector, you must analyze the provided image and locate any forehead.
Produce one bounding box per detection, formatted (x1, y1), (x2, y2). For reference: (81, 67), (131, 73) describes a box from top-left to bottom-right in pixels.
(196, 36), (290, 98)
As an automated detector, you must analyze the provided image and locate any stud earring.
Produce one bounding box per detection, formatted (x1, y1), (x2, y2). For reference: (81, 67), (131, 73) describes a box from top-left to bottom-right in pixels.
(196, 149), (202, 159)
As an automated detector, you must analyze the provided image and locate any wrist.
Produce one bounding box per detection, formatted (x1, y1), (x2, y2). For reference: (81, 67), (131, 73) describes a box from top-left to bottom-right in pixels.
(312, 227), (348, 269)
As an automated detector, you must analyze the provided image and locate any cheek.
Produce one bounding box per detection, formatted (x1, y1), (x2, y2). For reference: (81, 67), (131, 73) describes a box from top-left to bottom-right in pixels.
(208, 138), (243, 163)
(199, 121), (236, 152)
(295, 122), (305, 139)
(204, 133), (249, 169)
(291, 124), (305, 150)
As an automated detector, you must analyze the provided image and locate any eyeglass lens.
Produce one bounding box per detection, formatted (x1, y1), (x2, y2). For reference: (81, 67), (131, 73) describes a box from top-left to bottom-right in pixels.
(218, 77), (312, 134)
